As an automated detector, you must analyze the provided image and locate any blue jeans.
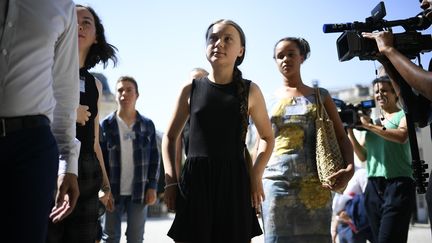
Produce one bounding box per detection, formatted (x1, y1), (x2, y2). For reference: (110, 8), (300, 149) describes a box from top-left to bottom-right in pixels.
(2, 126), (58, 243)
(337, 223), (369, 243)
(102, 196), (148, 243)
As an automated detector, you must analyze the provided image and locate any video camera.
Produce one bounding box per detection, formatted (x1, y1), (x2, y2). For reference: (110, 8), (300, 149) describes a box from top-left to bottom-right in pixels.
(323, 1), (432, 61)
(333, 98), (375, 129)
(324, 1), (431, 194)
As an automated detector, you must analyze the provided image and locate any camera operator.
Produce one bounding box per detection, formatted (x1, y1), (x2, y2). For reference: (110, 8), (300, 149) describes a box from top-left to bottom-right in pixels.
(362, 0), (432, 236)
(347, 76), (415, 243)
(361, 0), (432, 101)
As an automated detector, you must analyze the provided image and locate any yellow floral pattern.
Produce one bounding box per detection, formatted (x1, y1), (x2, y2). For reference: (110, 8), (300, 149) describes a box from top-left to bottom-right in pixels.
(271, 97), (316, 156)
(298, 176), (331, 209)
(262, 91), (333, 240)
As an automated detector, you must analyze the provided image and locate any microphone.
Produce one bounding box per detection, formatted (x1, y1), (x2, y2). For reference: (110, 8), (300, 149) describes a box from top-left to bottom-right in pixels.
(323, 21), (374, 33)
(322, 23), (353, 33)
(323, 10), (431, 34)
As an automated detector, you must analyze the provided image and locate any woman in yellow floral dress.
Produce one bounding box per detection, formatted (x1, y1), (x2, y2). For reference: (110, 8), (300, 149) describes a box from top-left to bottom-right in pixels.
(261, 37), (354, 243)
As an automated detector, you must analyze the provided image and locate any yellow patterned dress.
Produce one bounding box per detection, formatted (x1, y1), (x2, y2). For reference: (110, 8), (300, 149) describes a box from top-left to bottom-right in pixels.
(261, 89), (332, 243)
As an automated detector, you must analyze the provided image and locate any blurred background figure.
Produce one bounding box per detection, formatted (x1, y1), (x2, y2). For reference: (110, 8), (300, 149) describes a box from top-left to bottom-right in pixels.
(331, 164), (372, 243)
(174, 67), (209, 179)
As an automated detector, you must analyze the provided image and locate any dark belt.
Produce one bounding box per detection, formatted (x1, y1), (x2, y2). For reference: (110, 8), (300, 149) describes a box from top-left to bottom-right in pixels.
(0, 115), (50, 137)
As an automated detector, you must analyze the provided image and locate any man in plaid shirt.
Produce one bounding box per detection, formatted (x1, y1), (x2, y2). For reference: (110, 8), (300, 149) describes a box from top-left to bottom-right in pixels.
(100, 76), (160, 243)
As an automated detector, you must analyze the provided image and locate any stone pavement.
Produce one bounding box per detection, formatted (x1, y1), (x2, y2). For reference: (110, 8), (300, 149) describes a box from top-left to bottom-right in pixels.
(119, 214), (431, 243)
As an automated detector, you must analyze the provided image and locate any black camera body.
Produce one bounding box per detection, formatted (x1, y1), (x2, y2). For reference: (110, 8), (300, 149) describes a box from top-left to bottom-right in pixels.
(324, 1), (432, 61)
(333, 98), (375, 129)
(337, 31), (432, 61)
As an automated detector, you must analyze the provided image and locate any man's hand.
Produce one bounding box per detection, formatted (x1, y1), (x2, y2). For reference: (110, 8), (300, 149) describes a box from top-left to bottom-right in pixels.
(49, 173), (80, 223)
(145, 188), (157, 205)
(76, 105), (91, 126)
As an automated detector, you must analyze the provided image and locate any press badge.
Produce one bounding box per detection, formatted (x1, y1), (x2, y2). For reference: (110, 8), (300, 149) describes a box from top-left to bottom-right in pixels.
(284, 103), (307, 116)
(80, 78), (86, 93)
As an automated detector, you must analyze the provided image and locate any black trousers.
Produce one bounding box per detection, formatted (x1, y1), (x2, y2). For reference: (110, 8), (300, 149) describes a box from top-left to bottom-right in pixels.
(1, 126), (59, 243)
(364, 177), (415, 243)
(426, 172), (432, 236)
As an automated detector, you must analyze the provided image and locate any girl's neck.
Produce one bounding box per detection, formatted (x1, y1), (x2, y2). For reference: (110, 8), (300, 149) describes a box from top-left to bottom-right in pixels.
(282, 76), (306, 91)
(276, 83), (311, 99)
(210, 66), (234, 84)
(79, 49), (90, 69)
(283, 73), (303, 88)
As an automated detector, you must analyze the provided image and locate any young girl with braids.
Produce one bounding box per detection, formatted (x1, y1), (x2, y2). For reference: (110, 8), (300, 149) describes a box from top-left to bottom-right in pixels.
(261, 37), (354, 243)
(162, 19), (274, 243)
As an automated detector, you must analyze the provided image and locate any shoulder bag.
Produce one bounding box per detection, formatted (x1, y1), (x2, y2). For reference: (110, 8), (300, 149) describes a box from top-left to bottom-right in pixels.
(315, 87), (345, 187)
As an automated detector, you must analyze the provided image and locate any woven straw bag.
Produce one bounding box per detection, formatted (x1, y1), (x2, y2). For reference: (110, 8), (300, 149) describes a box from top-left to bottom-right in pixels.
(315, 88), (345, 186)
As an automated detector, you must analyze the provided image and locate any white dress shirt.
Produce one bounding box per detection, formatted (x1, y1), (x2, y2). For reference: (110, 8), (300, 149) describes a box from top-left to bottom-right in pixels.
(0, 0), (80, 175)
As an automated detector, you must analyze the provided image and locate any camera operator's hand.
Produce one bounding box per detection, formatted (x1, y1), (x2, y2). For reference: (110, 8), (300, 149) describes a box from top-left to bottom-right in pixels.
(362, 31), (432, 101)
(358, 114), (373, 129)
(347, 127), (367, 163)
(362, 31), (394, 56)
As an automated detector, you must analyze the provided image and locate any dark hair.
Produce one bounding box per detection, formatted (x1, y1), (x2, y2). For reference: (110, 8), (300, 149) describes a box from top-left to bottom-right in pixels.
(205, 19), (249, 145)
(372, 75), (391, 85)
(372, 75), (397, 101)
(372, 75), (395, 91)
(117, 76), (139, 95)
(273, 37), (311, 61)
(76, 4), (118, 70)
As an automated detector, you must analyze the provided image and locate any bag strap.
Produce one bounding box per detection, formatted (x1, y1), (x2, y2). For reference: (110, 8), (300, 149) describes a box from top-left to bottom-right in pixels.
(315, 87), (324, 119)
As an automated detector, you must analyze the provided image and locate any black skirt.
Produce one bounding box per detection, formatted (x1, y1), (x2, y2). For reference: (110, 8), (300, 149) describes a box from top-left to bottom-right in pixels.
(167, 156), (262, 243)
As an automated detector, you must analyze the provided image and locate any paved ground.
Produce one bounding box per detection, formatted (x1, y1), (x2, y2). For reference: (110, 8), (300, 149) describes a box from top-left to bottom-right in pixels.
(119, 213), (431, 243)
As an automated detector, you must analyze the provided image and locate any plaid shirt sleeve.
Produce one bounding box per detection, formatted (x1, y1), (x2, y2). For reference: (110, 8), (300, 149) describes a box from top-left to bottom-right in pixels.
(146, 119), (160, 190)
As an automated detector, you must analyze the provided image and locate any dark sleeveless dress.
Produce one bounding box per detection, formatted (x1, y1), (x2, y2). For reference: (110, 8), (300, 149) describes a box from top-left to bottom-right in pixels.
(167, 77), (262, 243)
(46, 68), (102, 243)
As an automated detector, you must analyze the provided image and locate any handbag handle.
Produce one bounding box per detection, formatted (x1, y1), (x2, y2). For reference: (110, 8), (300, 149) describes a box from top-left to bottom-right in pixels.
(315, 87), (325, 119)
